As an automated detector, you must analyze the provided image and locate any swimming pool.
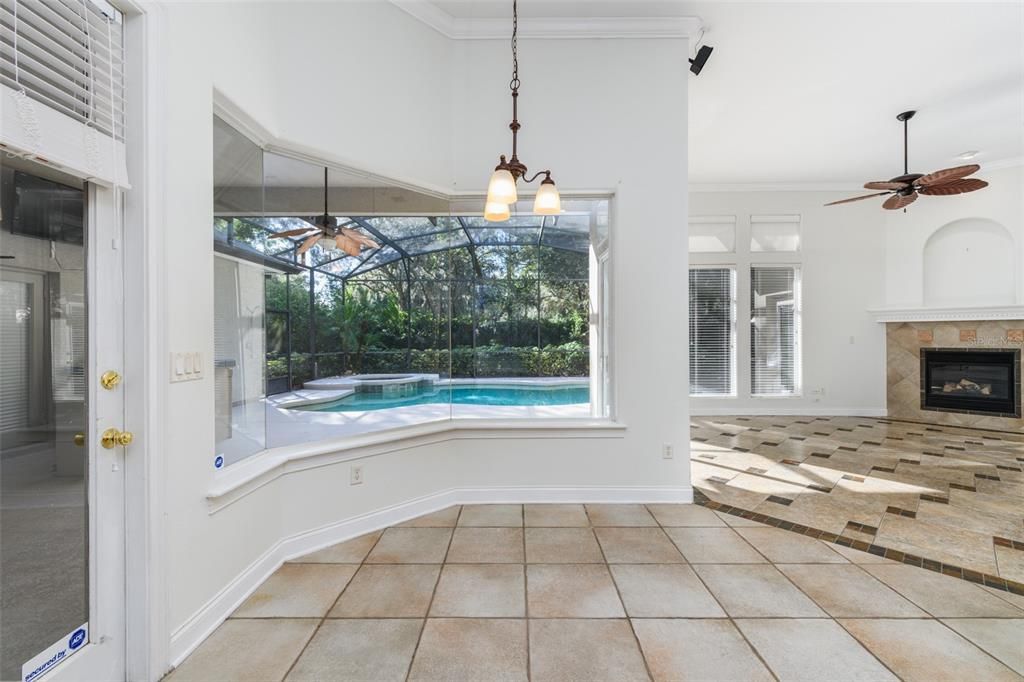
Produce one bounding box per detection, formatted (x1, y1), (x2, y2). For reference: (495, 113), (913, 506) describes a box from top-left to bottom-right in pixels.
(298, 384), (589, 412)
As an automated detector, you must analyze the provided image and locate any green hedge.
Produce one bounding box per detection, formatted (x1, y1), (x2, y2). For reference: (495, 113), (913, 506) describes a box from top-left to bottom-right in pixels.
(267, 342), (588, 385)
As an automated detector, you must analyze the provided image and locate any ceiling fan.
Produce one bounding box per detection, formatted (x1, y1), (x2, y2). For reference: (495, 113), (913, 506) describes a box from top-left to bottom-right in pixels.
(825, 110), (988, 210)
(270, 167), (380, 257)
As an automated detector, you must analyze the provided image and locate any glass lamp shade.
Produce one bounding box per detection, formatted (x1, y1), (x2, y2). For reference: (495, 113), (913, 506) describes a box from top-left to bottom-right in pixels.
(533, 181), (562, 215)
(484, 201), (511, 222)
(318, 235), (338, 251)
(486, 168), (518, 204)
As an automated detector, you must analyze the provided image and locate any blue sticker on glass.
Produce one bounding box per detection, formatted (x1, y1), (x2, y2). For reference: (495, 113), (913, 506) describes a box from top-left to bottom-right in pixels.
(214, 455), (224, 469)
(68, 629), (86, 651)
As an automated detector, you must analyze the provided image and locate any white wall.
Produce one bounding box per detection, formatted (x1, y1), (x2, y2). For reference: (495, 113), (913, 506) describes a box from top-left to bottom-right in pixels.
(884, 165), (1024, 307)
(150, 2), (689, 673)
(689, 190), (888, 415)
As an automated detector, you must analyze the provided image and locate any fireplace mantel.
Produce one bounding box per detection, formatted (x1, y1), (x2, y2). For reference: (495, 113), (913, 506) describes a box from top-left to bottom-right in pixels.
(870, 305), (1024, 324)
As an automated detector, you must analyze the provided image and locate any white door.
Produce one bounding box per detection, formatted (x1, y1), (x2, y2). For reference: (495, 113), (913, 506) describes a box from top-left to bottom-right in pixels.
(0, 167), (127, 681)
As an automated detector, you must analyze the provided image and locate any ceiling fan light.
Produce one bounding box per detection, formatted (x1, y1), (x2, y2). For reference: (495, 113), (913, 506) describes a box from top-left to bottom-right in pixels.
(484, 201), (511, 222)
(487, 168), (518, 205)
(318, 235), (338, 252)
(533, 178), (561, 215)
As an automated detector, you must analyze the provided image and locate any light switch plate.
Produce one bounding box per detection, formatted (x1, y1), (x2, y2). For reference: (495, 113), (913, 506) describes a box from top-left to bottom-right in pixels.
(170, 352), (204, 383)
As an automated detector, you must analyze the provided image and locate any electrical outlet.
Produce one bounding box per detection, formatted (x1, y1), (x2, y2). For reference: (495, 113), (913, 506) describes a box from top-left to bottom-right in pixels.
(350, 465), (364, 486)
(662, 443), (674, 459)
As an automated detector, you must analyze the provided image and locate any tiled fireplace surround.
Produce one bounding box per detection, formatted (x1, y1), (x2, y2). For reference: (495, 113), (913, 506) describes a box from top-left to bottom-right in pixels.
(887, 319), (1024, 431)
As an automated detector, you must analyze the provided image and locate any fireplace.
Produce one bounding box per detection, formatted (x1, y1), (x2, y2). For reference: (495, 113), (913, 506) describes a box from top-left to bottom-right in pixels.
(921, 348), (1020, 418)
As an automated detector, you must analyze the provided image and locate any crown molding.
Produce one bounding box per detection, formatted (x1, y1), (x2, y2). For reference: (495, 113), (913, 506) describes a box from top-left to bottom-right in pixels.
(390, 0), (702, 40)
(869, 305), (1024, 324)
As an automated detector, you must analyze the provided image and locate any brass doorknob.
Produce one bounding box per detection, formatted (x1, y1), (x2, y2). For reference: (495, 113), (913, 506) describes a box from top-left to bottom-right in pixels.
(100, 370), (122, 390)
(73, 433), (86, 447)
(100, 428), (134, 449)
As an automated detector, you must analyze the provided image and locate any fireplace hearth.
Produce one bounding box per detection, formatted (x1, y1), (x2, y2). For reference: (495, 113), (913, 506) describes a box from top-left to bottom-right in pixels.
(921, 348), (1020, 418)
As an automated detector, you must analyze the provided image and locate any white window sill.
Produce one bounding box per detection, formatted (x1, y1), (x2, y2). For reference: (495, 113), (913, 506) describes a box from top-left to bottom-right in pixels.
(207, 418), (628, 511)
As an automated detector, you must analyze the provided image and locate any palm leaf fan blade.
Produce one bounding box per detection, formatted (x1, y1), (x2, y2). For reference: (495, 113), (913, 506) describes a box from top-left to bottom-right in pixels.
(340, 227), (380, 249)
(883, 192), (917, 210)
(335, 234), (361, 257)
(919, 178), (988, 196)
(824, 191), (892, 206)
(917, 164), (980, 187)
(296, 233), (321, 255)
(273, 228), (320, 238)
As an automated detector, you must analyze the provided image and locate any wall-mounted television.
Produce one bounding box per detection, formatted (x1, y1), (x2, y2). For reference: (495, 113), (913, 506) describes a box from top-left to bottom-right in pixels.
(7, 170), (84, 245)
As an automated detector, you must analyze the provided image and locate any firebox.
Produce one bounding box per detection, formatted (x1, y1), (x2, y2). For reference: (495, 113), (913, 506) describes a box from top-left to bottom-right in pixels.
(921, 348), (1020, 418)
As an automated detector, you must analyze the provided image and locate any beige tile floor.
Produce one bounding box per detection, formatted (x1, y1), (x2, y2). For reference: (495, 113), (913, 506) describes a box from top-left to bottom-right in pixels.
(167, 503), (1024, 682)
(691, 416), (1024, 583)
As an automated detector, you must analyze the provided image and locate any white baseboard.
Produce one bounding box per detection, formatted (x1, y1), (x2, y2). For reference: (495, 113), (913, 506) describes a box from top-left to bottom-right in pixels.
(167, 485), (691, 669)
(691, 407), (887, 417)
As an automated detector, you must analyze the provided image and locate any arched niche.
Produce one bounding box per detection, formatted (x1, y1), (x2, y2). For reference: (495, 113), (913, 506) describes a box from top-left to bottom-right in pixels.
(923, 217), (1016, 307)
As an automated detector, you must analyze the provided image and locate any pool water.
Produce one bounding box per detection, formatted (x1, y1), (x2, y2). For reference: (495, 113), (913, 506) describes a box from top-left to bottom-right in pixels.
(300, 385), (589, 412)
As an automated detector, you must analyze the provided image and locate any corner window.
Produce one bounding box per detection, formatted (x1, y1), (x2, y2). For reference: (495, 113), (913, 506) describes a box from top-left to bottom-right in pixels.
(213, 116), (613, 464)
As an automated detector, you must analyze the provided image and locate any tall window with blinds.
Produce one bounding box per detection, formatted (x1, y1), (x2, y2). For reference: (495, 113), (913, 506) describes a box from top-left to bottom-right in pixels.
(750, 266), (800, 395)
(689, 268), (735, 396)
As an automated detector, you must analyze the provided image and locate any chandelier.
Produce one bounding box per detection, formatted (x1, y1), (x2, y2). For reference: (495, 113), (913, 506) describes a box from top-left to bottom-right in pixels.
(484, 0), (562, 222)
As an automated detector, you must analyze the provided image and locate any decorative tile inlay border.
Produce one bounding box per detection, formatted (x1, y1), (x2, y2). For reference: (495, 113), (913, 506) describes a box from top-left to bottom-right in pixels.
(919, 494), (950, 504)
(994, 537), (1024, 552)
(766, 495), (794, 506)
(885, 506), (917, 518)
(693, 490), (1024, 597)
(844, 521), (879, 536)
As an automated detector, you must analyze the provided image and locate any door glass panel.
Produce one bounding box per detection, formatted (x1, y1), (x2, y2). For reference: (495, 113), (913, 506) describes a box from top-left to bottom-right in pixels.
(0, 163), (88, 680)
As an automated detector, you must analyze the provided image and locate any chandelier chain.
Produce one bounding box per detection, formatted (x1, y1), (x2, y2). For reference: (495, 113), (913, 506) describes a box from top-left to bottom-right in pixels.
(509, 0), (519, 91)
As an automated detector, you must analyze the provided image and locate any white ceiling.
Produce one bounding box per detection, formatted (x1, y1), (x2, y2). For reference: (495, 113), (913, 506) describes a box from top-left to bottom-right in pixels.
(421, 1), (1024, 186)
(684, 1), (1024, 185)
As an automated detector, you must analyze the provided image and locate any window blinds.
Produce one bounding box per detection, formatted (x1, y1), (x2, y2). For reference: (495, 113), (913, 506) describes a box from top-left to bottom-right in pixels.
(0, 0), (128, 185)
(750, 266), (799, 395)
(689, 268), (735, 396)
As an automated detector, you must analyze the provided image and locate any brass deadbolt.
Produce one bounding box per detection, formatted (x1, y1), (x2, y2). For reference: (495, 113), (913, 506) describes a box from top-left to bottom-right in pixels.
(100, 370), (122, 390)
(73, 433), (86, 447)
(101, 428), (134, 449)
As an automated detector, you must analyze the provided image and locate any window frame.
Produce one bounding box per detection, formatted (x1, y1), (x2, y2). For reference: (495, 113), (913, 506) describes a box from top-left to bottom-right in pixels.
(748, 263), (802, 398)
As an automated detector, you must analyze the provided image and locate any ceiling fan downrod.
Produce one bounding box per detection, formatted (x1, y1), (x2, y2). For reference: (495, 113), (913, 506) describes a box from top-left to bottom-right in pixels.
(896, 110), (915, 176)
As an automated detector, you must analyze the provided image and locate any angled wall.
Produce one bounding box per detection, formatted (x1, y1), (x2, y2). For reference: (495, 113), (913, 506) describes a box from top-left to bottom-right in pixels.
(150, 2), (690, 673)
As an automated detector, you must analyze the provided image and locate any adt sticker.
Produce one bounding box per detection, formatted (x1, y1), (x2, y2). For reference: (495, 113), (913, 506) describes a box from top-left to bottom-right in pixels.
(68, 629), (86, 650)
(214, 455), (224, 469)
(22, 623), (88, 682)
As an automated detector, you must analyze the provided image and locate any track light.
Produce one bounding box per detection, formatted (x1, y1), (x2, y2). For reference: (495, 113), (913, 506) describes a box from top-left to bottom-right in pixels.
(689, 45), (713, 75)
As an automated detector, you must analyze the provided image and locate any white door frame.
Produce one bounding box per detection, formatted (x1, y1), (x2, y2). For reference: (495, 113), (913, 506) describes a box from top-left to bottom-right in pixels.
(3, 2), (161, 679)
(119, 2), (168, 680)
